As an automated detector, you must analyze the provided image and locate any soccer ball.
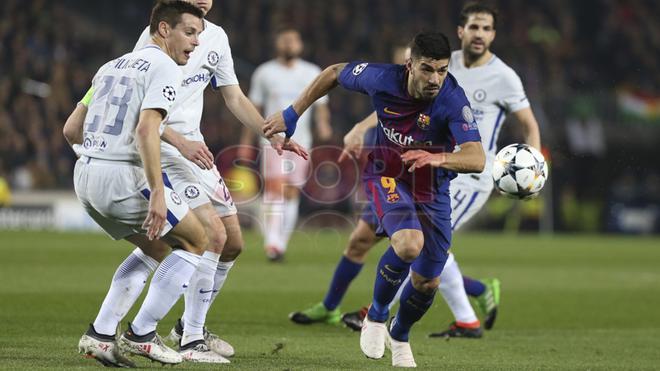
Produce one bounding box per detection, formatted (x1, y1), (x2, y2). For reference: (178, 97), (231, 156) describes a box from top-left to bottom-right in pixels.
(492, 143), (548, 199)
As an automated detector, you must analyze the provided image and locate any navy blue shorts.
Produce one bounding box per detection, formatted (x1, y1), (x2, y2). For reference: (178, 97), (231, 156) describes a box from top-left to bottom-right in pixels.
(361, 176), (451, 278)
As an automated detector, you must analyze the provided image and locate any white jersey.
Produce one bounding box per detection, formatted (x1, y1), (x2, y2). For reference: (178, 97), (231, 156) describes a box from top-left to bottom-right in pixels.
(134, 20), (239, 158)
(449, 50), (530, 191)
(78, 45), (181, 162)
(249, 59), (327, 149)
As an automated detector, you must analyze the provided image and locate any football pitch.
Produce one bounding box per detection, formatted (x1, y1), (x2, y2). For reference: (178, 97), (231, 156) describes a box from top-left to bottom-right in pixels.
(1, 230), (659, 370)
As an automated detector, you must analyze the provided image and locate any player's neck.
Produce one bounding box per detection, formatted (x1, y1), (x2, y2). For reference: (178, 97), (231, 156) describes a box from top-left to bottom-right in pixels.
(462, 50), (492, 68)
(277, 57), (298, 68)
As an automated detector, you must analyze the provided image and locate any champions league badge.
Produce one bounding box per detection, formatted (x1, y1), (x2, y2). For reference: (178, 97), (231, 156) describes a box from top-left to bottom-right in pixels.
(207, 51), (219, 66)
(417, 113), (431, 130)
(185, 185), (200, 199)
(352, 63), (368, 75)
(162, 86), (176, 102)
(462, 106), (475, 124)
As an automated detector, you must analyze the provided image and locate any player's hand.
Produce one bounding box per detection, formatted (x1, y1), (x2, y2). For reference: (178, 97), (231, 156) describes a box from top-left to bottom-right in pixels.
(269, 135), (309, 160)
(142, 189), (167, 241)
(263, 110), (286, 138)
(338, 127), (364, 162)
(179, 139), (214, 170)
(401, 150), (446, 172)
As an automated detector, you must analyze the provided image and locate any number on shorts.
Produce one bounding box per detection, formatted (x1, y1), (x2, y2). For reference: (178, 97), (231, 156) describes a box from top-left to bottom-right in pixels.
(85, 75), (135, 136)
(380, 177), (397, 194)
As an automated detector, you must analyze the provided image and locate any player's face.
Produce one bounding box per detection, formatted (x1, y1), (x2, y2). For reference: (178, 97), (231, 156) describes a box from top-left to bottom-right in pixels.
(275, 30), (303, 61)
(407, 57), (449, 100)
(164, 13), (203, 65)
(190, 0), (212, 16)
(458, 13), (496, 58)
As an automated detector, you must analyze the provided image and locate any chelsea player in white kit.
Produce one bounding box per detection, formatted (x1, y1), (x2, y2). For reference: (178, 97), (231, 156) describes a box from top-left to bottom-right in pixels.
(291, 2), (542, 339)
(65, 1), (208, 366)
(66, 0), (307, 365)
(240, 27), (332, 261)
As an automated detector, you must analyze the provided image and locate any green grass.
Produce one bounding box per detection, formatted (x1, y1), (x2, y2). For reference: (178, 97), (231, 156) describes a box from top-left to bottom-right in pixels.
(1, 230), (659, 370)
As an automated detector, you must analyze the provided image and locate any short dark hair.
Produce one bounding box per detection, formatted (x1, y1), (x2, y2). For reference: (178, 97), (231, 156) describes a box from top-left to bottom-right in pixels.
(460, 2), (498, 29)
(149, 0), (204, 35)
(409, 31), (451, 61)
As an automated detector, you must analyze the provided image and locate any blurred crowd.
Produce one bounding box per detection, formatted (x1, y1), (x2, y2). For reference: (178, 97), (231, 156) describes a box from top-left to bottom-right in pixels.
(1, 0), (659, 230)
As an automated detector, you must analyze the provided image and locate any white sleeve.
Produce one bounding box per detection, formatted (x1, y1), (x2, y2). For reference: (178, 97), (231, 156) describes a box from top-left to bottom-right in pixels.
(141, 58), (182, 115)
(133, 26), (151, 52)
(210, 32), (239, 88)
(248, 66), (265, 107)
(499, 69), (530, 113)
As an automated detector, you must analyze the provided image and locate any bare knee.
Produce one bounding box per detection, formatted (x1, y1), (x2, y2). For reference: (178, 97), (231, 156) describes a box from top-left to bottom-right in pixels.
(411, 272), (440, 295)
(391, 230), (424, 262)
(220, 215), (243, 261)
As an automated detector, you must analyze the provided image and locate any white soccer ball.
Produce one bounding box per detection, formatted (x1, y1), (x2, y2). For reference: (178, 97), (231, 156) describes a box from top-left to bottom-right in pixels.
(492, 143), (548, 200)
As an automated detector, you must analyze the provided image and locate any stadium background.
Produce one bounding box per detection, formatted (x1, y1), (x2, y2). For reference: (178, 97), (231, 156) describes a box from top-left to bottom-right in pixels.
(1, 0), (659, 233)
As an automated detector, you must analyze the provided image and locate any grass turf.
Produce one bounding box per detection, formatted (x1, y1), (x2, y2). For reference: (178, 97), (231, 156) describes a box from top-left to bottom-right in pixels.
(0, 230), (659, 370)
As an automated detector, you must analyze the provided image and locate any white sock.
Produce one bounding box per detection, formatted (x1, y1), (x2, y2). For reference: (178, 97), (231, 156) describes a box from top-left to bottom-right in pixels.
(131, 250), (199, 336)
(209, 260), (235, 305)
(280, 197), (300, 252)
(181, 251), (221, 346)
(93, 248), (157, 336)
(263, 200), (284, 250)
(439, 254), (479, 324)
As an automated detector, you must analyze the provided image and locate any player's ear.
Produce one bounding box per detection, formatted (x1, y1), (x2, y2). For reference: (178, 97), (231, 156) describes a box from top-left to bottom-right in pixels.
(457, 26), (464, 40)
(158, 20), (170, 38)
(405, 59), (413, 73)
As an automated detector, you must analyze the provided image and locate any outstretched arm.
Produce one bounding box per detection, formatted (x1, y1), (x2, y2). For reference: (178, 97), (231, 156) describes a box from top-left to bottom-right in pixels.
(401, 141), (485, 173)
(263, 63), (348, 137)
(511, 107), (541, 150)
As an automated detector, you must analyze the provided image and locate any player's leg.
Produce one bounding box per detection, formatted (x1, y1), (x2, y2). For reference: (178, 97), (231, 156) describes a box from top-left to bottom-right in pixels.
(160, 162), (234, 361)
(261, 145), (290, 261)
(120, 197), (208, 365)
(433, 186), (499, 334)
(169, 212), (241, 359)
(289, 217), (382, 325)
(361, 177), (423, 360)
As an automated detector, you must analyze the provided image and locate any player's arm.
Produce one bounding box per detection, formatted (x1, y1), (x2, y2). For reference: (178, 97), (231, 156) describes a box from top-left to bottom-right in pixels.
(219, 84), (308, 159)
(62, 87), (94, 147)
(338, 111), (378, 162)
(263, 63), (347, 137)
(402, 141), (485, 173)
(160, 126), (214, 170)
(511, 107), (541, 151)
(136, 109), (168, 240)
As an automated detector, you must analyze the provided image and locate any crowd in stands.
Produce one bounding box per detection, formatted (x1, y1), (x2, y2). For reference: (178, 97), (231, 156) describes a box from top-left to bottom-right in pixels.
(1, 0), (658, 230)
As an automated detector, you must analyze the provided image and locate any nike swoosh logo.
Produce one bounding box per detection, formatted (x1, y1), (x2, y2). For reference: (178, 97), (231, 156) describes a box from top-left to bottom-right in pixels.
(199, 289), (218, 294)
(384, 264), (402, 274)
(384, 107), (401, 116)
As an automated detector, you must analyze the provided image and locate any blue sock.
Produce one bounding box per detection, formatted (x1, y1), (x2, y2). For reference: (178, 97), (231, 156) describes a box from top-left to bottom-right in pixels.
(390, 279), (436, 342)
(463, 276), (486, 297)
(322, 256), (364, 310)
(368, 247), (411, 322)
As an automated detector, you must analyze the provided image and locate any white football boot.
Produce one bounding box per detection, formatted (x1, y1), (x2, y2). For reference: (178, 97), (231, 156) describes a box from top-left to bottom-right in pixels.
(118, 324), (182, 365)
(165, 319), (235, 357)
(360, 317), (387, 359)
(179, 340), (231, 363)
(387, 334), (417, 368)
(78, 325), (136, 368)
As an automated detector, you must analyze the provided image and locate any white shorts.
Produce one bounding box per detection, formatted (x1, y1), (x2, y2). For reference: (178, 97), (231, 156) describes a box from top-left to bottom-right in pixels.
(162, 156), (237, 217)
(449, 176), (493, 231)
(261, 145), (309, 187)
(73, 156), (190, 240)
